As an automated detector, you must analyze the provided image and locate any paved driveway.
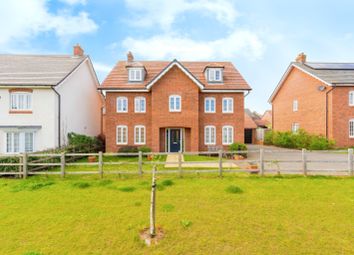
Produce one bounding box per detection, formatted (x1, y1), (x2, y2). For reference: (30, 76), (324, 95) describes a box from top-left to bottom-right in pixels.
(246, 145), (350, 175)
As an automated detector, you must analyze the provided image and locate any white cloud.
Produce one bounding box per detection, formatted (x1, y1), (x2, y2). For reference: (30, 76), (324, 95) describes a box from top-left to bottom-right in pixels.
(124, 0), (238, 30)
(93, 62), (113, 73)
(122, 30), (265, 61)
(0, 0), (97, 47)
(59, 0), (87, 5)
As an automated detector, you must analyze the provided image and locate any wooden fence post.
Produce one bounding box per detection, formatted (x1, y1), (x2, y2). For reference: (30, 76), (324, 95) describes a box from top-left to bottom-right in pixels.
(348, 148), (353, 176)
(302, 148), (307, 176)
(22, 153), (28, 179)
(259, 148), (264, 176)
(150, 165), (157, 237)
(178, 150), (183, 177)
(99, 151), (103, 178)
(60, 152), (66, 178)
(138, 151), (143, 175)
(218, 150), (223, 177)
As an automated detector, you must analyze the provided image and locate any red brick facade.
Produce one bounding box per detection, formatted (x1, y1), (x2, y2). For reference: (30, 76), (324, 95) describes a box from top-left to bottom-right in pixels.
(271, 64), (354, 147)
(103, 65), (246, 152)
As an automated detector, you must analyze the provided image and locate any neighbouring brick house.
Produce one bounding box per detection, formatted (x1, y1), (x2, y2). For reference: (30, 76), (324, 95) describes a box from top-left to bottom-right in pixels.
(100, 52), (251, 152)
(269, 53), (354, 147)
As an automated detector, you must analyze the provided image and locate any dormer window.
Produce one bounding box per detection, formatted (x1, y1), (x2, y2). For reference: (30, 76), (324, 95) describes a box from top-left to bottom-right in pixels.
(128, 68), (144, 82)
(207, 68), (223, 82)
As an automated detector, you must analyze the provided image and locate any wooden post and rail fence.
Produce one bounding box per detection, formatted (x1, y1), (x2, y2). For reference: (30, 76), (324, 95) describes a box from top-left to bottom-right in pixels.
(0, 149), (354, 178)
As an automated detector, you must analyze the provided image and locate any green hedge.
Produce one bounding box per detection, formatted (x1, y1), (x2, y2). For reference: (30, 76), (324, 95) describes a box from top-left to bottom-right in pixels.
(264, 130), (335, 150)
(229, 142), (247, 157)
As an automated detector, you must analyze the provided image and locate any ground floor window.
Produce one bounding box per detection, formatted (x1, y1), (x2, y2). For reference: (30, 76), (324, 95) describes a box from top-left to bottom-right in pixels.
(6, 132), (34, 153)
(134, 125), (145, 145)
(292, 123), (300, 133)
(116, 125), (128, 144)
(204, 126), (216, 145)
(222, 126), (234, 145)
(349, 120), (354, 138)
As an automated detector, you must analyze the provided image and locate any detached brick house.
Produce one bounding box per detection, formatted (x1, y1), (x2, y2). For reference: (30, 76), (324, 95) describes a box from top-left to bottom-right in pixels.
(269, 53), (354, 147)
(100, 52), (251, 152)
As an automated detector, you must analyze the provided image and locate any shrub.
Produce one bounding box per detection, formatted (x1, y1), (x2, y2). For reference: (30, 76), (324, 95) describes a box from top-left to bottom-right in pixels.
(264, 129), (335, 150)
(0, 156), (20, 172)
(229, 142), (247, 157)
(118, 146), (139, 153)
(67, 132), (104, 152)
(138, 146), (152, 153)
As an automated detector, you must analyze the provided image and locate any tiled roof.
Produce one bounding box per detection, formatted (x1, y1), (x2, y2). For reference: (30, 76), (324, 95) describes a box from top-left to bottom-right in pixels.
(0, 55), (86, 86)
(244, 111), (258, 129)
(101, 60), (251, 90)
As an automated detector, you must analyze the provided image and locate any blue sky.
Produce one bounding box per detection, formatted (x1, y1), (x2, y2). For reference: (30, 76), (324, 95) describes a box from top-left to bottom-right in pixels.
(1, 0), (354, 113)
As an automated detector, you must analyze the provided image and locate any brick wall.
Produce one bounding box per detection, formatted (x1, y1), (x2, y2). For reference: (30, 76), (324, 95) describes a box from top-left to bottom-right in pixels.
(272, 67), (328, 135)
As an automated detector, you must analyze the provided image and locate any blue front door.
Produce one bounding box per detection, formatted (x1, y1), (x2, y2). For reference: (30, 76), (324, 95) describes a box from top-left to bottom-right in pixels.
(169, 129), (181, 152)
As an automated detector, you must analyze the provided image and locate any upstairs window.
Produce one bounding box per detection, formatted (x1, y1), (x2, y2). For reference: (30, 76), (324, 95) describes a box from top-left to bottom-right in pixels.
(117, 97), (128, 112)
(169, 95), (181, 112)
(134, 97), (146, 113)
(10, 92), (32, 111)
(222, 97), (233, 113)
(204, 97), (216, 113)
(293, 100), (298, 112)
(208, 68), (223, 82)
(349, 91), (354, 106)
(222, 126), (234, 145)
(128, 68), (143, 82)
(292, 123), (300, 133)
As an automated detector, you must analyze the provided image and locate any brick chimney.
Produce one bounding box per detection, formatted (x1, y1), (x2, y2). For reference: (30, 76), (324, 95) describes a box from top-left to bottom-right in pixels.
(296, 52), (307, 63)
(73, 44), (84, 56)
(127, 51), (134, 62)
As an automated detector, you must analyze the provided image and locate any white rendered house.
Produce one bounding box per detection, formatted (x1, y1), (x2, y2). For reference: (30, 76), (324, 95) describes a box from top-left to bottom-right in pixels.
(0, 45), (102, 154)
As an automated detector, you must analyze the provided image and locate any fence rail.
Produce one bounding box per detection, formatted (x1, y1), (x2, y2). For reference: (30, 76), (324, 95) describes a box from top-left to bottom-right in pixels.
(0, 149), (354, 178)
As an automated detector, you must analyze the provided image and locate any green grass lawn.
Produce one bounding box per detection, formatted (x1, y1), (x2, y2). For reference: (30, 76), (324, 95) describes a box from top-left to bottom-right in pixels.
(0, 174), (353, 255)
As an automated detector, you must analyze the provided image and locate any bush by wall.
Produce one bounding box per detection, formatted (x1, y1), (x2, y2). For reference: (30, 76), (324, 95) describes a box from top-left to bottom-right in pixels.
(229, 142), (248, 157)
(264, 129), (335, 150)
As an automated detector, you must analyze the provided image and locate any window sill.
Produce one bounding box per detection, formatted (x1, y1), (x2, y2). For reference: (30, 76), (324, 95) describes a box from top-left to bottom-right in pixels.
(9, 110), (33, 114)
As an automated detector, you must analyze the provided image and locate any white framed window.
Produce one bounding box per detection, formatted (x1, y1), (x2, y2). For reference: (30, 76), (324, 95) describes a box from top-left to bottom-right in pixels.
(293, 100), (298, 112)
(349, 91), (354, 106)
(208, 68), (223, 82)
(292, 123), (300, 133)
(116, 125), (128, 144)
(204, 126), (216, 145)
(349, 119), (354, 138)
(204, 97), (216, 113)
(222, 126), (234, 145)
(10, 92), (32, 111)
(134, 97), (146, 113)
(169, 95), (181, 112)
(222, 97), (233, 113)
(6, 132), (34, 153)
(116, 97), (128, 112)
(134, 125), (146, 145)
(128, 68), (143, 82)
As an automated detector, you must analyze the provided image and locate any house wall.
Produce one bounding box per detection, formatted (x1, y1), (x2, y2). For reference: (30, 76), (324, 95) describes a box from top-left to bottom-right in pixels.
(329, 87), (354, 147)
(272, 67), (328, 135)
(199, 93), (244, 150)
(103, 66), (245, 152)
(56, 59), (102, 145)
(0, 88), (57, 153)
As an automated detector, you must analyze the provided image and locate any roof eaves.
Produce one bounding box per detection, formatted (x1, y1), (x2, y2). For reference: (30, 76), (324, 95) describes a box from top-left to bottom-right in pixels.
(54, 56), (88, 86)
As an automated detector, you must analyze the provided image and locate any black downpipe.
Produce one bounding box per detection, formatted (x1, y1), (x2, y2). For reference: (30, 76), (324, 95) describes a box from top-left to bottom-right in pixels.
(52, 87), (61, 147)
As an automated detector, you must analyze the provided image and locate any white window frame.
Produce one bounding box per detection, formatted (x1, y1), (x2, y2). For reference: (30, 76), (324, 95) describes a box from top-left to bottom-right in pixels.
(116, 97), (128, 113)
(222, 126), (234, 145)
(169, 95), (181, 112)
(292, 123), (300, 133)
(204, 126), (216, 145)
(134, 97), (146, 113)
(293, 100), (298, 112)
(10, 92), (32, 111)
(128, 68), (143, 82)
(116, 125), (128, 145)
(208, 68), (223, 82)
(204, 97), (216, 113)
(222, 97), (234, 113)
(5, 132), (35, 154)
(349, 119), (354, 138)
(134, 125), (146, 145)
(349, 91), (354, 106)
